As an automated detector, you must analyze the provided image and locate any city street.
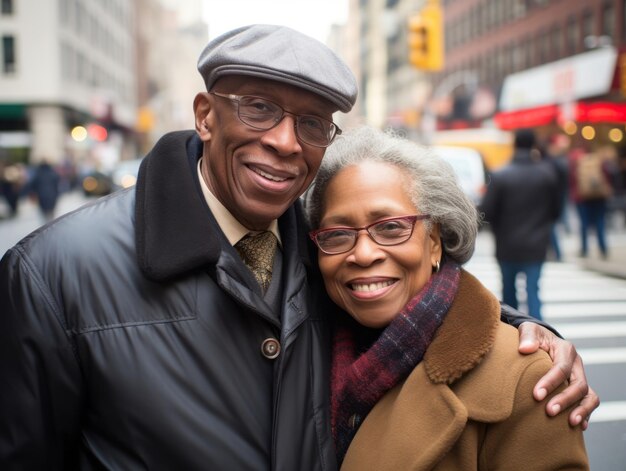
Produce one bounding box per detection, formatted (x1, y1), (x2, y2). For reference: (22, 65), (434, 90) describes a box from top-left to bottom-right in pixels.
(0, 189), (91, 255)
(1, 191), (626, 470)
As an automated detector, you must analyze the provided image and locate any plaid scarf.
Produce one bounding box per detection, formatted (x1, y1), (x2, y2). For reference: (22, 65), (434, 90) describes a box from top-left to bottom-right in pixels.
(331, 261), (461, 464)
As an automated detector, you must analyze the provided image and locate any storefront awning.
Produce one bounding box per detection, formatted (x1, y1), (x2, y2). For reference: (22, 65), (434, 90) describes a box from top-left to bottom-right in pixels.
(499, 47), (618, 113)
(0, 104), (26, 119)
(494, 101), (626, 130)
(495, 46), (626, 130)
(494, 104), (558, 129)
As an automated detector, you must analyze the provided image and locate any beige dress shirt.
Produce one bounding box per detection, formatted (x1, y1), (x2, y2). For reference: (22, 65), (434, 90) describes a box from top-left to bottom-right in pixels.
(197, 158), (281, 246)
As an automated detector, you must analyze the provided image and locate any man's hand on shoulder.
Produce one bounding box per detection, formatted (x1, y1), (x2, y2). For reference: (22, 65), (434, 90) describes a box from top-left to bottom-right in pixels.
(518, 321), (600, 430)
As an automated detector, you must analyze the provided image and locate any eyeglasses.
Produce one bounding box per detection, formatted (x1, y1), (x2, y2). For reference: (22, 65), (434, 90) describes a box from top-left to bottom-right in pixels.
(309, 215), (431, 255)
(210, 92), (341, 148)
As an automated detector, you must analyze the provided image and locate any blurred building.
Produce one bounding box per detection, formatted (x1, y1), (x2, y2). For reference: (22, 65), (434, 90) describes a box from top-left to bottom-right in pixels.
(0, 0), (208, 168)
(340, 0), (438, 137)
(135, 0), (207, 154)
(0, 0), (137, 166)
(327, 3), (365, 131)
(441, 0), (626, 148)
(342, 0), (626, 153)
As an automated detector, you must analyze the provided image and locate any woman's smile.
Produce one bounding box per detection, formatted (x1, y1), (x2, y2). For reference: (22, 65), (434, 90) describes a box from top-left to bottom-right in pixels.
(346, 277), (398, 300)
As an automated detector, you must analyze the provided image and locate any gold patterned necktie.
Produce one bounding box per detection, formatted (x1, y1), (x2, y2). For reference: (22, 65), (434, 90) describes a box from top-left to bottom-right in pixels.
(235, 231), (278, 293)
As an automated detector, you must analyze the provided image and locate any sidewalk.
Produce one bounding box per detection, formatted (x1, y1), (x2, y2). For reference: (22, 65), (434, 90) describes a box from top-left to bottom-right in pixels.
(0, 190), (90, 256)
(576, 239), (626, 279)
(556, 214), (626, 279)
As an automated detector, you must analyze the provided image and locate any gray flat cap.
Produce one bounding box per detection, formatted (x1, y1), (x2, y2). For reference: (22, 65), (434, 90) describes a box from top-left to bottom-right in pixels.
(197, 24), (357, 113)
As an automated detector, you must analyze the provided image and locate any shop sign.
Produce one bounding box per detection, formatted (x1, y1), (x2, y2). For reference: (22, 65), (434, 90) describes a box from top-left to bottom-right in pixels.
(499, 47), (618, 112)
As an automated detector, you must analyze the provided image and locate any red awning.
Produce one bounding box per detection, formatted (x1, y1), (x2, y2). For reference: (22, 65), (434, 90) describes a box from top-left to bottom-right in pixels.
(494, 102), (626, 130)
(574, 101), (626, 122)
(494, 104), (559, 130)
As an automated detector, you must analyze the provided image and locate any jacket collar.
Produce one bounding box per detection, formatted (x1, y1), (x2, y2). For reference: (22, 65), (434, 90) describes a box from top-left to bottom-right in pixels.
(134, 130), (313, 282)
(423, 269), (501, 384)
(512, 148), (535, 163)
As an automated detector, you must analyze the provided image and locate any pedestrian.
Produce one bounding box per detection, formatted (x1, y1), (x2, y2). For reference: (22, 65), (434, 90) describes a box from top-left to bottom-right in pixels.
(569, 144), (618, 259)
(544, 133), (571, 261)
(0, 25), (597, 470)
(306, 126), (589, 470)
(27, 160), (61, 222)
(480, 128), (562, 321)
(0, 162), (26, 218)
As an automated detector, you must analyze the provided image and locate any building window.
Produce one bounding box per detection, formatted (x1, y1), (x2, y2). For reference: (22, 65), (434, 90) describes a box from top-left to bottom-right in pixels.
(2, 35), (16, 73)
(1, 0), (13, 15)
(582, 10), (594, 42)
(552, 25), (563, 60)
(469, 7), (477, 39)
(513, 0), (527, 19)
(623, 0), (626, 42)
(567, 16), (579, 54)
(602, 2), (615, 38)
(535, 35), (542, 65)
(526, 37), (535, 68)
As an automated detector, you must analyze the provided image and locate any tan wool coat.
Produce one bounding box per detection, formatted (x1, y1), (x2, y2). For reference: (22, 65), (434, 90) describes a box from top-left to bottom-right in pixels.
(341, 270), (589, 471)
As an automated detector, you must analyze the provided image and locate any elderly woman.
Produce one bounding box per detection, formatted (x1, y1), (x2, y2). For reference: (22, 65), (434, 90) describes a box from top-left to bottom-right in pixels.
(306, 127), (589, 470)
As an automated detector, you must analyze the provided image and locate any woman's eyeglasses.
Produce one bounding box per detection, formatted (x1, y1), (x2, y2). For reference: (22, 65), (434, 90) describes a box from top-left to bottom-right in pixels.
(210, 92), (341, 148)
(309, 214), (431, 255)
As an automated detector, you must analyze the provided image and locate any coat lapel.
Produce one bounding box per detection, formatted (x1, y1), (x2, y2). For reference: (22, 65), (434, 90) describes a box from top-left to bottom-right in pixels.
(135, 130), (222, 281)
(424, 269), (501, 384)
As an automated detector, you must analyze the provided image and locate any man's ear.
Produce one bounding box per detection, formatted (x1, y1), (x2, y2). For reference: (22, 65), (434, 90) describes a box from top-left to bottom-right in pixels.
(193, 92), (212, 141)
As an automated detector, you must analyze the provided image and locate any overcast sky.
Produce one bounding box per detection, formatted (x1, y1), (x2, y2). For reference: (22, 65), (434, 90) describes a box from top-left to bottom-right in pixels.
(202, 0), (348, 42)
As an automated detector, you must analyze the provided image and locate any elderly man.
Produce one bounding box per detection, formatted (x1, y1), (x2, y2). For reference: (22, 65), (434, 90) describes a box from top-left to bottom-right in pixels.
(0, 25), (596, 470)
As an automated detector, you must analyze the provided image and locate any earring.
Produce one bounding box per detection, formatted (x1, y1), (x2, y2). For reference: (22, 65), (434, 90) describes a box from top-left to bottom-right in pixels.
(433, 260), (440, 273)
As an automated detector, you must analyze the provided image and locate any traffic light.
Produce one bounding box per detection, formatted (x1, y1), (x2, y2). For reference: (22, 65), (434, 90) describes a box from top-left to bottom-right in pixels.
(408, 1), (444, 71)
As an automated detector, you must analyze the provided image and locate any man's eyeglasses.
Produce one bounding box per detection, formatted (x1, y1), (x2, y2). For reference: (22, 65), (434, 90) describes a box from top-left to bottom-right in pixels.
(309, 215), (431, 255)
(210, 92), (341, 148)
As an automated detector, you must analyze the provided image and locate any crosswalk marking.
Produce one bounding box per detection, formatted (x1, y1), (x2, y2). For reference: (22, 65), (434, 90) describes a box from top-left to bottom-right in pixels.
(542, 291), (626, 302)
(589, 401), (626, 423)
(578, 348), (626, 364)
(544, 302), (626, 318)
(551, 321), (626, 339)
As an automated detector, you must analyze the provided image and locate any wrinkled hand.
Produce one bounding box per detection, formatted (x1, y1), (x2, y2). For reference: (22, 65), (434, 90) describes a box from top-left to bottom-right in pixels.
(518, 322), (600, 430)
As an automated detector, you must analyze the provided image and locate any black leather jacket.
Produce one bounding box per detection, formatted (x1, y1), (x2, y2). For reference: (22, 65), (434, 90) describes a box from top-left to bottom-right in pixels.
(0, 131), (335, 470)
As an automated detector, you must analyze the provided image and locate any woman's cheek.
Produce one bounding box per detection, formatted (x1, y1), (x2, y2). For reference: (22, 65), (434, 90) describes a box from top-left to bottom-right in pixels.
(320, 258), (347, 310)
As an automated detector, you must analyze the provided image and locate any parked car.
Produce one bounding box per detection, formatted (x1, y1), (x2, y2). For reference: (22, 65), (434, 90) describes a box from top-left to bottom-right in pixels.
(431, 145), (489, 207)
(111, 158), (142, 191)
(81, 170), (113, 197)
(81, 158), (143, 197)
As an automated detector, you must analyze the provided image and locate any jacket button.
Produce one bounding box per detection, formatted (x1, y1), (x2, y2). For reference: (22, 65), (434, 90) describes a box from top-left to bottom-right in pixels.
(261, 338), (281, 359)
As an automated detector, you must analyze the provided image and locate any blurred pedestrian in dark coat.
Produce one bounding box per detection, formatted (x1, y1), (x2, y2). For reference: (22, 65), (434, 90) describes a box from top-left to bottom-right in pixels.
(480, 129), (562, 320)
(29, 161), (61, 222)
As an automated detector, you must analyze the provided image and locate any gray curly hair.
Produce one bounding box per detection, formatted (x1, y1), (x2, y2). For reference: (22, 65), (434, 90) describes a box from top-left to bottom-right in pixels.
(305, 126), (479, 264)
